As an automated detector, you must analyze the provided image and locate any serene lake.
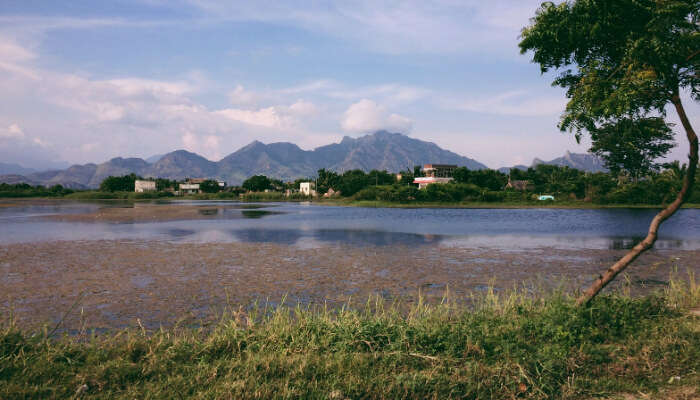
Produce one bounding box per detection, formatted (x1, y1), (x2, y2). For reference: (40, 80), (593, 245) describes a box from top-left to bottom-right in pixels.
(2, 200), (700, 250)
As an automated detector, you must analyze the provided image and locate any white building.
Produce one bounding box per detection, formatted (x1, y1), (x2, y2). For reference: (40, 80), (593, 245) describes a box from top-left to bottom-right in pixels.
(413, 164), (457, 189)
(413, 177), (453, 189)
(299, 181), (317, 197)
(179, 183), (200, 194)
(134, 180), (156, 192)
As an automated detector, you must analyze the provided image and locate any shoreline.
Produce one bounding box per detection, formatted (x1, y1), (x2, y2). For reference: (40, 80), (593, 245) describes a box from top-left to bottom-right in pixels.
(3, 196), (700, 210)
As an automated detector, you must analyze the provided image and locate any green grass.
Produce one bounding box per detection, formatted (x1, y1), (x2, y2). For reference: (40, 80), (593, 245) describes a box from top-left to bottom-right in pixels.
(2, 276), (698, 399)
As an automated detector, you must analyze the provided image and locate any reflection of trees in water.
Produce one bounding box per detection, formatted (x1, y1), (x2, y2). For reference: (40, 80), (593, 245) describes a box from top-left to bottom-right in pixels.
(231, 228), (443, 247)
(312, 229), (443, 247)
(607, 236), (688, 250)
(162, 228), (196, 238)
(608, 237), (644, 250)
(232, 229), (303, 245)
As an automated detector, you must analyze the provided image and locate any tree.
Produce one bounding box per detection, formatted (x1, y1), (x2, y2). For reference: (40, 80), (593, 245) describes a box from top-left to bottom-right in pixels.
(100, 174), (140, 192)
(520, 0), (698, 304)
(242, 175), (271, 192)
(316, 168), (340, 194)
(590, 117), (675, 181)
(199, 179), (221, 193)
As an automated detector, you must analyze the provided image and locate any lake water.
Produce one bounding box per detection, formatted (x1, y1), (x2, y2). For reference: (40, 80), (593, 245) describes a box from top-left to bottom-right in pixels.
(2, 201), (700, 250)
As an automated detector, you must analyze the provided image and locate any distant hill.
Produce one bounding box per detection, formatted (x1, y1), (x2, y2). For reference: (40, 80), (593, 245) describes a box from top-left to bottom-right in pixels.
(498, 151), (607, 174)
(0, 162), (36, 176)
(533, 151), (607, 172)
(1, 131), (487, 188)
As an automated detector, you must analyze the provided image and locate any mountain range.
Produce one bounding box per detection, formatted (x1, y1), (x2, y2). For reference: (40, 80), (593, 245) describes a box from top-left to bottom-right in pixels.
(497, 151), (607, 174)
(1, 131), (489, 189)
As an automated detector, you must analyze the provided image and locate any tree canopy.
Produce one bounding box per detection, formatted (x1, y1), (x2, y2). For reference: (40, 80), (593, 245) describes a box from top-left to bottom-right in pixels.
(242, 175), (271, 192)
(520, 0), (698, 137)
(590, 117), (675, 180)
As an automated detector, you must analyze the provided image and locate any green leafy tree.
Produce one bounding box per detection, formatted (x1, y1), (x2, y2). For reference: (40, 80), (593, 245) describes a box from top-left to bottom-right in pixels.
(242, 175), (271, 192)
(336, 170), (370, 197)
(590, 117), (675, 181)
(520, 0), (699, 304)
(100, 174), (140, 192)
(199, 179), (221, 193)
(316, 168), (340, 194)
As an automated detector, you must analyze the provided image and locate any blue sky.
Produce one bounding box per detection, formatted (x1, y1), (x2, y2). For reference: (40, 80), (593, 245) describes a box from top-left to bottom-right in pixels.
(0, 0), (694, 169)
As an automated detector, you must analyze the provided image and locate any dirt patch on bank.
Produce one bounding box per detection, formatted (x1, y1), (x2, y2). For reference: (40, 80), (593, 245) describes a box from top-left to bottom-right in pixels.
(1, 240), (697, 333)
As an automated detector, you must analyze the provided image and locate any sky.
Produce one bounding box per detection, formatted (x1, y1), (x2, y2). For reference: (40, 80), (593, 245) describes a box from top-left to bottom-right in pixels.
(0, 0), (696, 170)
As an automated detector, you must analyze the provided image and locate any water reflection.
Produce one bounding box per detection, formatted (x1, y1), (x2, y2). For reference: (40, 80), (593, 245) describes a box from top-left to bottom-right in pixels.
(241, 210), (283, 219)
(1, 201), (699, 250)
(231, 228), (444, 247)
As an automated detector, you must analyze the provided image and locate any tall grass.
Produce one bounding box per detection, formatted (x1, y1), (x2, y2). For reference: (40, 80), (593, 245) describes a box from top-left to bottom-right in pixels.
(1, 275), (698, 399)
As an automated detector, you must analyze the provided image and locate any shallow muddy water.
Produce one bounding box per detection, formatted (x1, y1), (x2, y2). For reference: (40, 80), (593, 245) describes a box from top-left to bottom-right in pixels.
(1, 200), (699, 332)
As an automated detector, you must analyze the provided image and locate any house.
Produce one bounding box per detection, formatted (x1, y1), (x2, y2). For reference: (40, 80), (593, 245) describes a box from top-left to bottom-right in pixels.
(413, 164), (456, 189)
(505, 177), (534, 191)
(422, 164), (457, 178)
(299, 181), (317, 197)
(134, 180), (156, 192)
(179, 178), (204, 194)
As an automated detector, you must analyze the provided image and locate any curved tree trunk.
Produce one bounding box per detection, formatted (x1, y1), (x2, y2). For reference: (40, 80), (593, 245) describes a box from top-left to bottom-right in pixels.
(576, 92), (699, 305)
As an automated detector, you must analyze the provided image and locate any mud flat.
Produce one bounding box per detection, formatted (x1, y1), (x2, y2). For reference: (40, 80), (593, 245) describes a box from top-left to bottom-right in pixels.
(1, 240), (697, 333)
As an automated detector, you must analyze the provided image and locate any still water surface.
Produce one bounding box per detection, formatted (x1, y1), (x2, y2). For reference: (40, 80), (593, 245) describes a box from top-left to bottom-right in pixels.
(1, 201), (699, 250)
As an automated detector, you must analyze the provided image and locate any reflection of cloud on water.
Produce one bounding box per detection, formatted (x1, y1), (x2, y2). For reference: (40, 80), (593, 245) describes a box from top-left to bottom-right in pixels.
(230, 228), (444, 247)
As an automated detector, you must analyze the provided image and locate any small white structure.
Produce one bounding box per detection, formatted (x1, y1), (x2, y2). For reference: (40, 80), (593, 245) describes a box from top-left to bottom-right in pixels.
(413, 164), (457, 189)
(538, 195), (555, 201)
(413, 177), (454, 189)
(134, 180), (156, 192)
(299, 181), (316, 197)
(179, 182), (200, 194)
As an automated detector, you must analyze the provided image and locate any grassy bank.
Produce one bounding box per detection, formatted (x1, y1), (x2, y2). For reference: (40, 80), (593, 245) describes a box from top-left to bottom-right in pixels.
(2, 278), (698, 399)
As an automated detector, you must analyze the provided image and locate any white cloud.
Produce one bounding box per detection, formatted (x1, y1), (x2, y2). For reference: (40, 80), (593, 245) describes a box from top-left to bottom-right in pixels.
(229, 85), (265, 107)
(288, 99), (318, 116)
(183, 0), (543, 55)
(341, 99), (412, 133)
(182, 131), (222, 160)
(0, 123), (24, 139)
(451, 91), (566, 117)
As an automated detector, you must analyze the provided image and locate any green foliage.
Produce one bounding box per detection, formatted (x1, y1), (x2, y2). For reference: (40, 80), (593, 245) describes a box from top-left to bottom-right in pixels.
(99, 174), (141, 192)
(242, 175), (271, 192)
(453, 167), (508, 190)
(520, 0), (698, 137)
(316, 168), (340, 195)
(0, 183), (74, 198)
(199, 179), (221, 193)
(155, 178), (176, 191)
(591, 117), (676, 180)
(1, 281), (698, 399)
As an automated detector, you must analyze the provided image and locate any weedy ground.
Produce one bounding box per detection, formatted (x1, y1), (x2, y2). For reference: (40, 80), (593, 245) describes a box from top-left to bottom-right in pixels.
(1, 275), (698, 399)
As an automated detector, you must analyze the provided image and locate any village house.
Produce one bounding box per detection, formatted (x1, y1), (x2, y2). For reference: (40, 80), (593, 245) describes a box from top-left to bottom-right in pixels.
(413, 164), (456, 189)
(179, 178), (205, 194)
(299, 181), (317, 197)
(134, 180), (156, 192)
(505, 177), (534, 191)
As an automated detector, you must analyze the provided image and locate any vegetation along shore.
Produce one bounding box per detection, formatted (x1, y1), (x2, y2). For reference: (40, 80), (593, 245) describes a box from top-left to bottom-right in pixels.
(2, 278), (698, 399)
